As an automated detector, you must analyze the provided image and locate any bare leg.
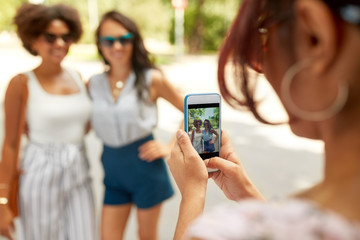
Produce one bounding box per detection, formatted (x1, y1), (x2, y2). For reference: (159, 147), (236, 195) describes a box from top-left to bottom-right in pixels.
(101, 203), (132, 240)
(136, 204), (162, 240)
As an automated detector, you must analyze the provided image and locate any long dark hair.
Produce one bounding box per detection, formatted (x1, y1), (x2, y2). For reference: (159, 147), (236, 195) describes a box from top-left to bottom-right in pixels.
(95, 10), (155, 100)
(14, 3), (82, 56)
(217, 0), (358, 124)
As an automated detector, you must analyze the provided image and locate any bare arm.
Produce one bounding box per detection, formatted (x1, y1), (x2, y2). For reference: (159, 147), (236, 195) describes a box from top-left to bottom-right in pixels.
(0, 74), (28, 239)
(210, 128), (219, 143)
(191, 130), (195, 144)
(138, 69), (184, 161)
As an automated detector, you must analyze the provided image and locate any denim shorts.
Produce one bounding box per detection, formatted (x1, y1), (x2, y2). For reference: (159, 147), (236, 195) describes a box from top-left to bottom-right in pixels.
(101, 134), (174, 209)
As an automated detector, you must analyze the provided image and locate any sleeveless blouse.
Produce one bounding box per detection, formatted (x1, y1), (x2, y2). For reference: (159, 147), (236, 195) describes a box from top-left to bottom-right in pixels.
(202, 129), (213, 142)
(26, 70), (91, 145)
(88, 70), (157, 147)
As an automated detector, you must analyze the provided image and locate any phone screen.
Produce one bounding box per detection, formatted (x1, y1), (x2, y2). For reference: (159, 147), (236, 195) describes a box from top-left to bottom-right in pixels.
(186, 102), (220, 160)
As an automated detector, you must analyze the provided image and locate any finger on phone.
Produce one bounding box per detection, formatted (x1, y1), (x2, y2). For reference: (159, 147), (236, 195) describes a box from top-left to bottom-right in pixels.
(176, 129), (195, 154)
(205, 157), (235, 171)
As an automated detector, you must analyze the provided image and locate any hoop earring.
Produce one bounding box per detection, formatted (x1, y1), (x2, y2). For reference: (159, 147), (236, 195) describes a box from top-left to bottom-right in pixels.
(280, 60), (349, 121)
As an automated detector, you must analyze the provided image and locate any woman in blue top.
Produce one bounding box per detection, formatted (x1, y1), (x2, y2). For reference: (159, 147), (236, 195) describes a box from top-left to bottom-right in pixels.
(88, 11), (184, 240)
(202, 119), (219, 153)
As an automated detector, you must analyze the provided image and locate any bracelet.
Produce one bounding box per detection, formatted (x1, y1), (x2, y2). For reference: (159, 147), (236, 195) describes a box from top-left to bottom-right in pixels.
(0, 184), (9, 189)
(0, 197), (8, 205)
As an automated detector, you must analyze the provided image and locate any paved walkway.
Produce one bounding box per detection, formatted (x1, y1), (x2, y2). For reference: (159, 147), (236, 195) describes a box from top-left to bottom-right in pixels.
(0, 45), (324, 239)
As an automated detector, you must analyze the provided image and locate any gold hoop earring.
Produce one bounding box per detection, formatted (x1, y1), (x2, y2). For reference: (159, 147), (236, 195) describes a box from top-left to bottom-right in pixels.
(280, 60), (349, 121)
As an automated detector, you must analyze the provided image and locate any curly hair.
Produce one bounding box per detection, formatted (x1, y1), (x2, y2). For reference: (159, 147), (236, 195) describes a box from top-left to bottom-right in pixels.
(193, 119), (203, 127)
(13, 3), (82, 56)
(203, 119), (213, 130)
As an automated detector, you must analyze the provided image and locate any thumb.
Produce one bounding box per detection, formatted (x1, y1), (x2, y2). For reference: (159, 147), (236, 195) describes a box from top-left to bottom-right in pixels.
(176, 129), (196, 155)
(205, 157), (235, 171)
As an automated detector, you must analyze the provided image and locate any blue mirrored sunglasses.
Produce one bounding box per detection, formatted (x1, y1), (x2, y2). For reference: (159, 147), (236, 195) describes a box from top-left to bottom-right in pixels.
(99, 33), (134, 47)
(340, 4), (360, 25)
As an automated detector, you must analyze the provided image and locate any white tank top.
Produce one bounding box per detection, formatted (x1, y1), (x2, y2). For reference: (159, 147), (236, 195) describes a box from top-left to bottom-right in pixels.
(26, 70), (92, 145)
(89, 70), (157, 147)
(193, 131), (203, 143)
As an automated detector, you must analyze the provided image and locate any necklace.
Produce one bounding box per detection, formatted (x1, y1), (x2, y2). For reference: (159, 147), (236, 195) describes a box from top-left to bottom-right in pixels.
(115, 81), (124, 89)
(111, 80), (124, 100)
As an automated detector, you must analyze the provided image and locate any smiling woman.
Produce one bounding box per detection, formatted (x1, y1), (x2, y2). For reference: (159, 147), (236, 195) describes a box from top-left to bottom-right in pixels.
(88, 10), (184, 240)
(0, 3), (96, 240)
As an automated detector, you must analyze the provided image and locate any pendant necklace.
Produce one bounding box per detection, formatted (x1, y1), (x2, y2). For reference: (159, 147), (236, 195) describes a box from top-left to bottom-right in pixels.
(112, 80), (124, 100)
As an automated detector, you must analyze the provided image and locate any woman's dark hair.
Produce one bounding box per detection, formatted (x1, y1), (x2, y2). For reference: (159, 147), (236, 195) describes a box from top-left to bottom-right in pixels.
(203, 119), (213, 130)
(13, 3), (82, 56)
(217, 0), (358, 124)
(95, 10), (155, 100)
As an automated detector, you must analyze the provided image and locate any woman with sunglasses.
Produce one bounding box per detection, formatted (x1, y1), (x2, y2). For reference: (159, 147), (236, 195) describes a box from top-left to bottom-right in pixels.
(202, 119), (218, 153)
(168, 0), (360, 239)
(0, 3), (95, 240)
(88, 10), (184, 240)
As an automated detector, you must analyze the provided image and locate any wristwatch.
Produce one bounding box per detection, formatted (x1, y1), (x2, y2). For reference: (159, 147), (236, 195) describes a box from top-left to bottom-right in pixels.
(0, 197), (8, 205)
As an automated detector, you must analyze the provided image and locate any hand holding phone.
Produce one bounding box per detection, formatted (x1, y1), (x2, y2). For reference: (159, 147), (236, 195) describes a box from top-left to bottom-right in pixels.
(184, 93), (221, 172)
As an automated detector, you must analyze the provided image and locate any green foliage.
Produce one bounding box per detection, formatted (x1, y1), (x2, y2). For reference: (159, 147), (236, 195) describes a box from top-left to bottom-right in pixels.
(1, 0), (241, 53)
(189, 107), (219, 129)
(170, 0), (241, 53)
(189, 108), (206, 120)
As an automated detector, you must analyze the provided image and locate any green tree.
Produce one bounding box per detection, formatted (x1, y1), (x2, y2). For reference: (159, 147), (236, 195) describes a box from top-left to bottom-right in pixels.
(189, 108), (205, 120)
(170, 0), (241, 53)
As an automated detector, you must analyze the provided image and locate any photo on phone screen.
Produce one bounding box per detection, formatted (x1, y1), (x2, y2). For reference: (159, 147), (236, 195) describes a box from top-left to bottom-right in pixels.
(185, 93), (221, 162)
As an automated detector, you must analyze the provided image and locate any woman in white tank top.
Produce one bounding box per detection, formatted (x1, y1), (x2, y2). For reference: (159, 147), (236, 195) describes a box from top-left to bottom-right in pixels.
(0, 4), (95, 240)
(191, 119), (204, 154)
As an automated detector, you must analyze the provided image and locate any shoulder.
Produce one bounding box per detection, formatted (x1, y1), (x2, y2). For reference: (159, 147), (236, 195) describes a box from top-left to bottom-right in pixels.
(4, 73), (28, 105)
(185, 199), (360, 239)
(66, 68), (82, 79)
(6, 74), (28, 94)
(89, 72), (106, 86)
(149, 68), (165, 86)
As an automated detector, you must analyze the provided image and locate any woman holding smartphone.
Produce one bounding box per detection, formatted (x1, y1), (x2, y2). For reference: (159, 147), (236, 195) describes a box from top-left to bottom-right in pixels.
(88, 10), (184, 240)
(168, 0), (360, 239)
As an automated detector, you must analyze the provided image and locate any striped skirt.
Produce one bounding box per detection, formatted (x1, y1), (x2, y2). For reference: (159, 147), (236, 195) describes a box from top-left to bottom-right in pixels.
(19, 141), (96, 240)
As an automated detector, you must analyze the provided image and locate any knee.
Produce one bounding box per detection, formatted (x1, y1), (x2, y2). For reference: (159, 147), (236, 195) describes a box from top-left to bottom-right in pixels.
(138, 228), (157, 240)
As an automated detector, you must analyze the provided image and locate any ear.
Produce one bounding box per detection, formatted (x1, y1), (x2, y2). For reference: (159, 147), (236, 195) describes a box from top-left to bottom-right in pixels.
(294, 0), (339, 74)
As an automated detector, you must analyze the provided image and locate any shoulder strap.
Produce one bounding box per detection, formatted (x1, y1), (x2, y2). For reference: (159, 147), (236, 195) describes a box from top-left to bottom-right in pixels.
(66, 68), (86, 92)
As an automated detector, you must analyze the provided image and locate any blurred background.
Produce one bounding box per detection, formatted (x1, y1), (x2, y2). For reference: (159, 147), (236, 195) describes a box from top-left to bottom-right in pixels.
(1, 0), (240, 56)
(0, 0), (324, 239)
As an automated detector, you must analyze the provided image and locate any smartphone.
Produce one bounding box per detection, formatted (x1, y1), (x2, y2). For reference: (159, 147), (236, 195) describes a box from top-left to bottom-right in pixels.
(184, 93), (221, 172)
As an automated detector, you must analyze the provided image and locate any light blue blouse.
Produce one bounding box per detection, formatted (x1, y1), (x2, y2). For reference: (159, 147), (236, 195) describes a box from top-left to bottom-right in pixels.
(89, 69), (158, 147)
(202, 129), (213, 142)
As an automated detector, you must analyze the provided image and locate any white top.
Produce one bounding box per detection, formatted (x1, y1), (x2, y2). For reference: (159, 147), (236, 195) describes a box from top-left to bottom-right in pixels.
(185, 199), (360, 240)
(26, 70), (92, 145)
(192, 130), (203, 153)
(88, 70), (157, 147)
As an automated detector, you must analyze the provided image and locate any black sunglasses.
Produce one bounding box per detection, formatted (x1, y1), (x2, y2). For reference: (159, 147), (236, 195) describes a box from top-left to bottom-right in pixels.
(99, 33), (134, 47)
(42, 32), (74, 44)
